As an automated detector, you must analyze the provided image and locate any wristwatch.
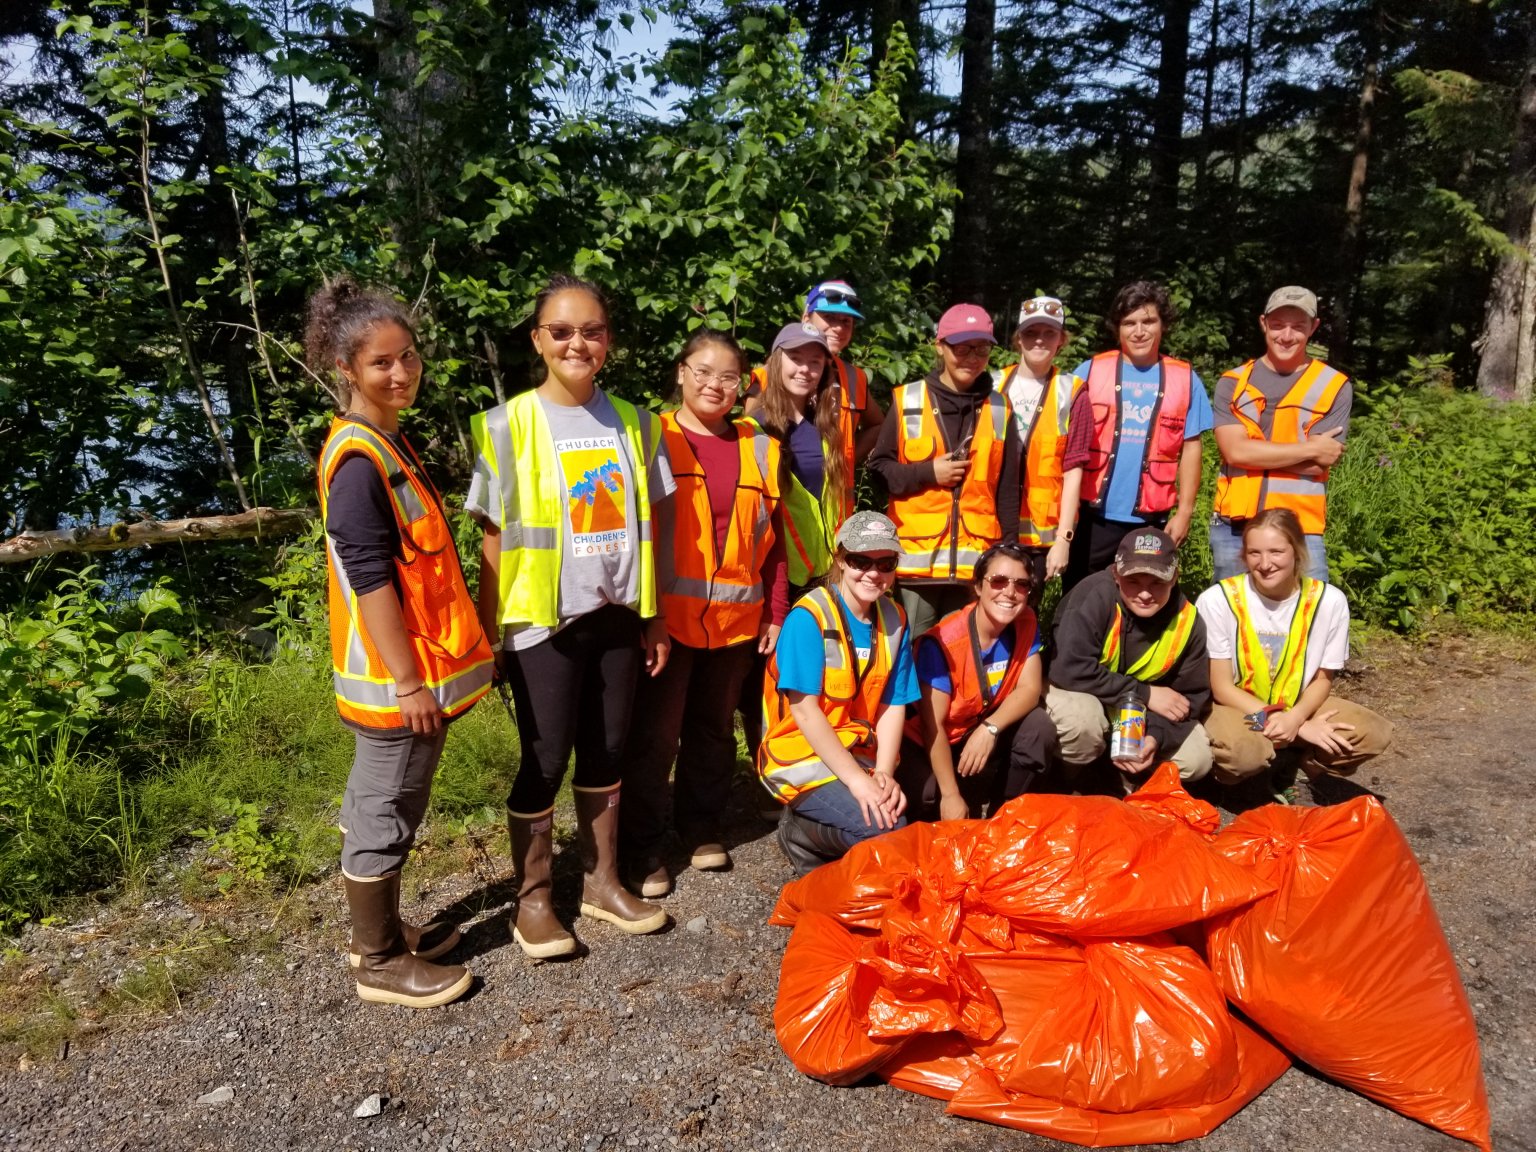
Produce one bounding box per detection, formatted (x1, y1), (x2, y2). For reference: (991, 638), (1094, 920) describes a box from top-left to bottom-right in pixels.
(983, 721), (999, 736)
(1060, 528), (1076, 543)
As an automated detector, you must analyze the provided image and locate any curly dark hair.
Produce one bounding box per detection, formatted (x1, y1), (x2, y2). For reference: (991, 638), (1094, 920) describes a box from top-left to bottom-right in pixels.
(303, 275), (416, 409)
(1106, 280), (1176, 334)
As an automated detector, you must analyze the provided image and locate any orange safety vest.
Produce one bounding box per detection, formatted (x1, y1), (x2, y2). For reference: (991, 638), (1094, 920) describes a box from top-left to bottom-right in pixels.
(757, 586), (907, 804)
(1100, 600), (1197, 682)
(748, 356), (867, 491)
(1212, 359), (1348, 535)
(318, 418), (494, 732)
(1221, 574), (1326, 708)
(1082, 351), (1192, 516)
(903, 601), (1038, 746)
(887, 380), (1010, 581)
(1001, 365), (1084, 547)
(659, 413), (781, 649)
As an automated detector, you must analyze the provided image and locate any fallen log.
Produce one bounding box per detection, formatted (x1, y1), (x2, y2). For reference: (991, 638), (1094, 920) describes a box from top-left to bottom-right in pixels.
(0, 507), (317, 563)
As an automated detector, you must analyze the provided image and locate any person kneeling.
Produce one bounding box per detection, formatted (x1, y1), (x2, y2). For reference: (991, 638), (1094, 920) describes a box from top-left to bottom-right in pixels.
(897, 543), (1055, 821)
(1046, 528), (1213, 789)
(758, 512), (919, 875)
(1194, 508), (1393, 796)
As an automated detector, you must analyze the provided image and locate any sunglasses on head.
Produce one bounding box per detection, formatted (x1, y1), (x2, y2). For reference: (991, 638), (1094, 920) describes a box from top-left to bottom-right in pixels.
(1020, 298), (1064, 319)
(984, 574), (1031, 592)
(812, 289), (861, 311)
(843, 552), (898, 574)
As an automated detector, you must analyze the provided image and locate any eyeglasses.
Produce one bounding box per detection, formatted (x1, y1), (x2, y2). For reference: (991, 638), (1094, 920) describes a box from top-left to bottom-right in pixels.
(1019, 298), (1065, 320)
(942, 340), (992, 360)
(843, 552), (898, 574)
(683, 362), (742, 390)
(811, 289), (862, 312)
(537, 323), (609, 343)
(984, 575), (1032, 592)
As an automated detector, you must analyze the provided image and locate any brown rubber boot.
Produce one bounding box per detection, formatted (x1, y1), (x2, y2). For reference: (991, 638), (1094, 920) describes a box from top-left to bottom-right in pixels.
(348, 915), (461, 968)
(574, 785), (667, 934)
(507, 808), (577, 959)
(343, 872), (472, 1009)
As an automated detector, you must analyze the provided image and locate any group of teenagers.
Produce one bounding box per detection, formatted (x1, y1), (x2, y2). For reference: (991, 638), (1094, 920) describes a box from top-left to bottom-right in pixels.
(308, 271), (1394, 1011)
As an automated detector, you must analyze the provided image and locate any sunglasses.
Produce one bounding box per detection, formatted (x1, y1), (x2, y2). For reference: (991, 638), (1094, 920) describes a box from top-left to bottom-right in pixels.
(1019, 298), (1065, 319)
(811, 289), (861, 311)
(985, 575), (1031, 592)
(537, 323), (609, 343)
(843, 552), (898, 574)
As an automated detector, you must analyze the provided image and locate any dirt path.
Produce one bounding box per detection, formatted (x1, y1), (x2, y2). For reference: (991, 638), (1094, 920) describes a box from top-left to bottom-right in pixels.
(1, 639), (1532, 1152)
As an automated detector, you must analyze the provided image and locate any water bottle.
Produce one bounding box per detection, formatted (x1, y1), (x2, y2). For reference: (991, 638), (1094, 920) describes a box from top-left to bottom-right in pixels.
(1109, 689), (1147, 762)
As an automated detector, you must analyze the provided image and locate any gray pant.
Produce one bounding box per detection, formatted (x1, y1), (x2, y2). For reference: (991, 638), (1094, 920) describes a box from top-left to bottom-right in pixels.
(338, 726), (448, 878)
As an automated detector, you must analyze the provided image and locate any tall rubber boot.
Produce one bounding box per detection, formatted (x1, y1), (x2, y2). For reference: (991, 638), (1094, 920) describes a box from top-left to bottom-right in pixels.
(776, 805), (847, 877)
(507, 808), (577, 959)
(344, 871), (472, 1009)
(343, 840), (460, 968)
(574, 785), (667, 935)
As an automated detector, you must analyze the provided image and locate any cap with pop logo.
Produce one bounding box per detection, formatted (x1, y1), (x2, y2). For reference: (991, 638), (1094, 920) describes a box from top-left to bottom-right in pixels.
(804, 280), (864, 320)
(835, 510), (901, 554)
(937, 303), (996, 344)
(772, 321), (829, 354)
(1114, 527), (1179, 581)
(1264, 286), (1318, 318)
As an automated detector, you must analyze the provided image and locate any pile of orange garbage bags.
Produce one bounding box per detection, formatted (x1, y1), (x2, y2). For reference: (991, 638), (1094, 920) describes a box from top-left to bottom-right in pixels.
(770, 765), (1490, 1149)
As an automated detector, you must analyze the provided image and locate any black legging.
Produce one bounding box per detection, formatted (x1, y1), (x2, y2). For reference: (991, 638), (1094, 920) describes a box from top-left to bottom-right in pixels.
(504, 603), (643, 814)
(1061, 506), (1168, 594)
(896, 708), (1058, 820)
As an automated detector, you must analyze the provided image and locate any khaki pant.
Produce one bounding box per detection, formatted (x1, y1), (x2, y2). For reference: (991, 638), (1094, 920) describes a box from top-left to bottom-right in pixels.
(1044, 685), (1213, 783)
(1204, 698), (1394, 783)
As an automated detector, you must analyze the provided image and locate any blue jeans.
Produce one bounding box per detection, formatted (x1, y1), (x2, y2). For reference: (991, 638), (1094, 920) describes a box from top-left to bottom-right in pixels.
(1209, 516), (1329, 583)
(790, 776), (908, 851)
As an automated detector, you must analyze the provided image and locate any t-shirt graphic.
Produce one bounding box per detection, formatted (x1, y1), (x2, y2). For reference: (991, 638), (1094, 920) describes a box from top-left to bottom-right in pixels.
(557, 435), (629, 556)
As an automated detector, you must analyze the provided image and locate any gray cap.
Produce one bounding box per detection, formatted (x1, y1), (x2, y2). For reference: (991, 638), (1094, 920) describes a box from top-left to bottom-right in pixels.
(772, 321), (829, 354)
(1264, 286), (1318, 318)
(835, 510), (901, 554)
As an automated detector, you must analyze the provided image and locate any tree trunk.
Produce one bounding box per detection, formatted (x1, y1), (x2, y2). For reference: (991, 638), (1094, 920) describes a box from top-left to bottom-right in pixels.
(1195, 0), (1222, 203)
(1334, 1), (1384, 366)
(950, 0), (996, 306)
(1477, 1), (1536, 401)
(0, 508), (315, 564)
(1148, 0), (1196, 255)
(871, 0), (924, 136)
(1231, 0), (1255, 197)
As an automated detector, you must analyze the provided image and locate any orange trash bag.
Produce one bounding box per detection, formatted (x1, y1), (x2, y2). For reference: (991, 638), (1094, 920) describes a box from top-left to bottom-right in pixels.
(1206, 797), (1491, 1151)
(769, 819), (960, 931)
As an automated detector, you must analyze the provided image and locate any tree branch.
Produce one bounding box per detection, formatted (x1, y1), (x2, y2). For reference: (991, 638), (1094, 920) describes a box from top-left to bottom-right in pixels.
(0, 508), (316, 564)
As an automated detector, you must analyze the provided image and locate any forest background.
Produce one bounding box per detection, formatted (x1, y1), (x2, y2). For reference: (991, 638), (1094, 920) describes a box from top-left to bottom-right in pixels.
(1, 0), (1535, 931)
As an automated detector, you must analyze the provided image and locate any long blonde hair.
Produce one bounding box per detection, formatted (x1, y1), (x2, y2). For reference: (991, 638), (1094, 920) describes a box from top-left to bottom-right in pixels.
(754, 347), (849, 509)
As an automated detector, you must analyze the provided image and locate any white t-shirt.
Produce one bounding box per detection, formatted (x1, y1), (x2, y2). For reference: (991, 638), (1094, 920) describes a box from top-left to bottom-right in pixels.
(1003, 370), (1047, 442)
(1196, 576), (1350, 692)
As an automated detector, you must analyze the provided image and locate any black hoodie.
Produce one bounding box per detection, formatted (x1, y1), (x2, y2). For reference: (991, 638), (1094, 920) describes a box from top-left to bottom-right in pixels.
(1048, 568), (1210, 752)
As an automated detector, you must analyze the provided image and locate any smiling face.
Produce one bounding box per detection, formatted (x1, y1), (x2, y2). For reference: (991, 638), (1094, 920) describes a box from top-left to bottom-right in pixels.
(531, 288), (609, 397)
(1015, 322), (1066, 378)
(976, 554), (1029, 630)
(777, 344), (828, 406)
(806, 309), (856, 357)
(1259, 306), (1320, 373)
(1117, 304), (1164, 368)
(1112, 568), (1175, 618)
(936, 338), (991, 391)
(340, 321), (421, 427)
(1242, 524), (1300, 598)
(837, 549), (898, 610)
(677, 340), (742, 426)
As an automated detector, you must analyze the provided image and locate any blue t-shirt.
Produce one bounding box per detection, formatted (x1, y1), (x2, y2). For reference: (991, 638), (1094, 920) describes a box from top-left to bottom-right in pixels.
(785, 417), (825, 501)
(916, 626), (1043, 697)
(1072, 358), (1214, 523)
(774, 590), (919, 707)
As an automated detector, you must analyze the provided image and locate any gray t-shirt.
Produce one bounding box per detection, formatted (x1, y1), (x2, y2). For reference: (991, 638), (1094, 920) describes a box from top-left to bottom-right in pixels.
(1213, 360), (1352, 439)
(466, 390), (675, 651)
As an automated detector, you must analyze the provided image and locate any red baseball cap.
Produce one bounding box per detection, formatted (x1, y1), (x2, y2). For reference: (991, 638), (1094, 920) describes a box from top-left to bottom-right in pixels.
(936, 303), (996, 344)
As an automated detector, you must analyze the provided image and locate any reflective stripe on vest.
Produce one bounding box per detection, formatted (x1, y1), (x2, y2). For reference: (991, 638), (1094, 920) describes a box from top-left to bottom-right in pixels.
(318, 418), (494, 731)
(902, 601), (1037, 746)
(1002, 365), (1083, 547)
(1082, 352), (1192, 516)
(1100, 600), (1197, 681)
(887, 380), (1009, 581)
(659, 414), (780, 649)
(1221, 574), (1326, 708)
(757, 587), (906, 803)
(469, 391), (658, 629)
(1212, 359), (1347, 535)
(748, 358), (866, 521)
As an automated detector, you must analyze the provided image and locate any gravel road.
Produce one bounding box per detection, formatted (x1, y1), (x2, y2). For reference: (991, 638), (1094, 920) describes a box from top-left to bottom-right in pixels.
(1, 639), (1531, 1151)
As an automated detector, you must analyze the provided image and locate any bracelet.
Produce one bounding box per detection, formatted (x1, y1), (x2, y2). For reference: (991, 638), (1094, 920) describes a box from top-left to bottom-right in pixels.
(396, 685), (426, 699)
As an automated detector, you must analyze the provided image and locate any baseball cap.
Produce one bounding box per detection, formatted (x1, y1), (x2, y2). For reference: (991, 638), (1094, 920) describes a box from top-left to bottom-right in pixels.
(772, 321), (830, 354)
(835, 510), (901, 554)
(804, 280), (864, 320)
(1114, 528), (1179, 581)
(936, 303), (996, 344)
(1016, 296), (1066, 332)
(1264, 286), (1318, 318)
